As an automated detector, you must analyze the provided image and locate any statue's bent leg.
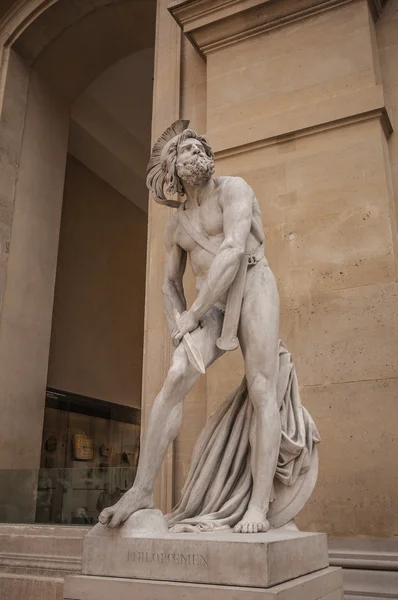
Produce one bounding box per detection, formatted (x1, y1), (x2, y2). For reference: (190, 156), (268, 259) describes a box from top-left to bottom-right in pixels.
(234, 262), (281, 534)
(99, 308), (224, 528)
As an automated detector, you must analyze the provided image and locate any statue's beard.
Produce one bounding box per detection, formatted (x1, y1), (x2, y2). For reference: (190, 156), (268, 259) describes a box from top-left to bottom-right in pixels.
(177, 154), (215, 188)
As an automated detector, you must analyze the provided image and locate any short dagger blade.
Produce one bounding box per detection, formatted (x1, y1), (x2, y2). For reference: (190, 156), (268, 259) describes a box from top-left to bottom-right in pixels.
(183, 333), (206, 374)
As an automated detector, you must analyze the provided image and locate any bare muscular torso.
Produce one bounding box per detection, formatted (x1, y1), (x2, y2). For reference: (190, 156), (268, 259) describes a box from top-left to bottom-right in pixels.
(171, 176), (265, 304)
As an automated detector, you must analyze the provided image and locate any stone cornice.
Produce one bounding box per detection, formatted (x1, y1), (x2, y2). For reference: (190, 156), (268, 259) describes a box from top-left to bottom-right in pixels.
(329, 537), (398, 572)
(0, 551), (81, 572)
(214, 107), (392, 159)
(168, 0), (388, 58)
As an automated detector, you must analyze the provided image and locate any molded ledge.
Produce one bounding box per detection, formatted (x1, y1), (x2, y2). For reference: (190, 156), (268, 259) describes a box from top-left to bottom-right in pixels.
(329, 537), (398, 572)
(168, 0), (388, 58)
(329, 537), (398, 599)
(0, 526), (397, 599)
(212, 87), (392, 156)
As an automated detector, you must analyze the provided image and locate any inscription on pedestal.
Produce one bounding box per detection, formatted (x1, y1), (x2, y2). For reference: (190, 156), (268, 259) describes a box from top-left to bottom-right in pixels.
(83, 529), (330, 587)
(128, 550), (208, 567)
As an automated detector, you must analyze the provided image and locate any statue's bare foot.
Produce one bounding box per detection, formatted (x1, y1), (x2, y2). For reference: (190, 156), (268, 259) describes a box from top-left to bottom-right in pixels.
(233, 505), (270, 534)
(98, 488), (154, 528)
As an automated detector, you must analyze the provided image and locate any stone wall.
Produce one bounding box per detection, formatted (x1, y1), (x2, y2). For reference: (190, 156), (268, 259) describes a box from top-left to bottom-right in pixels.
(378, 1), (398, 227)
(47, 156), (147, 409)
(0, 69), (69, 472)
(0, 524), (86, 600)
(170, 0), (398, 538)
(0, 0), (155, 479)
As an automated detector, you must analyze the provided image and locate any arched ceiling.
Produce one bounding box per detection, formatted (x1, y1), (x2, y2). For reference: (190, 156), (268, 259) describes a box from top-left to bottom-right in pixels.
(9, 0), (157, 212)
(69, 47), (155, 212)
(13, 0), (156, 101)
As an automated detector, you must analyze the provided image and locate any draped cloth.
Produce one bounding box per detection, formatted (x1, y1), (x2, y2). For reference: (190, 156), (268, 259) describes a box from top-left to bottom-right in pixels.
(165, 341), (320, 532)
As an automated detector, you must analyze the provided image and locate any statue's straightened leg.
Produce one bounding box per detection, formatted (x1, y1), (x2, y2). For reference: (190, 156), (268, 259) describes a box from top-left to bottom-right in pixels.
(99, 308), (224, 528)
(234, 262), (281, 534)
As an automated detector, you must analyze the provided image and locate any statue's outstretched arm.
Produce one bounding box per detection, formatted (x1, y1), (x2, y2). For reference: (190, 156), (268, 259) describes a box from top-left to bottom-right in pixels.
(162, 215), (187, 341)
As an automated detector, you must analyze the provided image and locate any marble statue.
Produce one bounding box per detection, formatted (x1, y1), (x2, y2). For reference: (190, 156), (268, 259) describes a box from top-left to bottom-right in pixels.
(99, 120), (320, 534)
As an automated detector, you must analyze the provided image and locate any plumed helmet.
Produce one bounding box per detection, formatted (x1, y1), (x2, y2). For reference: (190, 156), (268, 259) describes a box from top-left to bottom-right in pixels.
(146, 119), (190, 208)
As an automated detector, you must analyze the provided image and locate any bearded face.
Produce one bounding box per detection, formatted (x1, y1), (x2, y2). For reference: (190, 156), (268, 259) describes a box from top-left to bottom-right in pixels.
(176, 138), (215, 187)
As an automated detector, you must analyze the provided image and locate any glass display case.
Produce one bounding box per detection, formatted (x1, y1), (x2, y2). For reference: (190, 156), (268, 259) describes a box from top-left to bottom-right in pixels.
(35, 388), (140, 525)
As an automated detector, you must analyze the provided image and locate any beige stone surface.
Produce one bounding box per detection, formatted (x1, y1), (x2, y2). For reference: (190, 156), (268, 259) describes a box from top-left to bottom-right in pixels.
(47, 156), (147, 408)
(296, 281), (398, 387)
(140, 0), (182, 514)
(0, 50), (29, 311)
(377, 0), (398, 241)
(82, 528), (328, 587)
(0, 523), (85, 565)
(215, 118), (396, 300)
(65, 567), (343, 600)
(329, 536), (398, 571)
(297, 377), (398, 537)
(0, 69), (69, 472)
(206, 1), (381, 150)
(343, 566), (398, 600)
(0, 470), (40, 524)
(0, 574), (64, 600)
(180, 38), (207, 134)
(0, 524), (86, 600)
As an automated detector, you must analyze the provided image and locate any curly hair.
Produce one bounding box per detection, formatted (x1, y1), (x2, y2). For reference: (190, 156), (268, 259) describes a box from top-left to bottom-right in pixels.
(146, 127), (214, 208)
(163, 130), (214, 195)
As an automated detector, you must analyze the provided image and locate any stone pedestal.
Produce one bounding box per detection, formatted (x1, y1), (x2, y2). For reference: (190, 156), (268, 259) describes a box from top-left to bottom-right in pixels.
(64, 511), (344, 599)
(65, 567), (344, 600)
(82, 520), (329, 587)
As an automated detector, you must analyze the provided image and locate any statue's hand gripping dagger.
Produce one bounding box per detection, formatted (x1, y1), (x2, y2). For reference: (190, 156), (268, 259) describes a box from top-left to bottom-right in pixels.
(174, 310), (205, 375)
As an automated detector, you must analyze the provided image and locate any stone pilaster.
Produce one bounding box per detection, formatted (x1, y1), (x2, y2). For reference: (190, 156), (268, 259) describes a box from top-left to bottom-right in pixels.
(170, 0), (397, 538)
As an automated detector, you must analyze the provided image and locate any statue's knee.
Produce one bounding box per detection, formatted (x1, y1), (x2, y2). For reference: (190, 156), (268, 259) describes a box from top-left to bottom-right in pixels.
(249, 372), (272, 393)
(248, 373), (276, 409)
